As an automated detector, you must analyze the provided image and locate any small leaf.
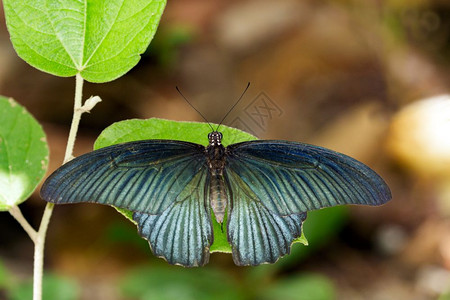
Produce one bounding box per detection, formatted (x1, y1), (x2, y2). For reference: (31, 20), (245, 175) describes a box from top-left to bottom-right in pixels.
(94, 118), (257, 253)
(3, 0), (166, 83)
(0, 97), (49, 211)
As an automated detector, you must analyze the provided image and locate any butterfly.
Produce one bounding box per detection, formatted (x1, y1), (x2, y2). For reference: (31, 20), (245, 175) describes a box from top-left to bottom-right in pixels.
(40, 127), (391, 267)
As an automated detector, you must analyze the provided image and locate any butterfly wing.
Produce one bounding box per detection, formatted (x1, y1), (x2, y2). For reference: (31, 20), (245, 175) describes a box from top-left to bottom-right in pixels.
(226, 170), (306, 266)
(41, 140), (207, 214)
(41, 140), (214, 267)
(133, 170), (213, 267)
(225, 140), (391, 265)
(226, 140), (391, 214)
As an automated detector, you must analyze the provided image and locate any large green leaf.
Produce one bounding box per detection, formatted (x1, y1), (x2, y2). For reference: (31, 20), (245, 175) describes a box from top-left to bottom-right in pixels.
(94, 118), (258, 253)
(94, 118), (257, 148)
(0, 97), (49, 211)
(3, 0), (166, 83)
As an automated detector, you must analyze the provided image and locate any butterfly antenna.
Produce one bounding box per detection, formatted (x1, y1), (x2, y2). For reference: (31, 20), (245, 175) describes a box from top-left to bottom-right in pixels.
(176, 86), (214, 132)
(216, 82), (250, 131)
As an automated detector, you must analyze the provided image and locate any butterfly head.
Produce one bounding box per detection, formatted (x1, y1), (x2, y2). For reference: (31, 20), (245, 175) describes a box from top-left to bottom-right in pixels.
(208, 131), (223, 146)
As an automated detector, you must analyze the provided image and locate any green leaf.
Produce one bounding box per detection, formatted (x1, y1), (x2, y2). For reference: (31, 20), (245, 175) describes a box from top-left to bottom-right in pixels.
(209, 210), (230, 253)
(0, 97), (49, 211)
(9, 274), (80, 300)
(3, 0), (166, 83)
(94, 118), (257, 253)
(94, 118), (257, 148)
(292, 229), (308, 246)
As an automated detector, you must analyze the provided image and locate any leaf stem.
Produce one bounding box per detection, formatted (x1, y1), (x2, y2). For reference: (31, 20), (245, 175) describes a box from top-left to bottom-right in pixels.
(33, 73), (84, 300)
(9, 205), (37, 243)
(63, 73), (84, 163)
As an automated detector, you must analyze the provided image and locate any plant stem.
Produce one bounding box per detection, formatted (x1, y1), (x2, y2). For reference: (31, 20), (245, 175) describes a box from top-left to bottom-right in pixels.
(33, 73), (84, 300)
(63, 73), (85, 164)
(33, 202), (53, 300)
(9, 205), (37, 243)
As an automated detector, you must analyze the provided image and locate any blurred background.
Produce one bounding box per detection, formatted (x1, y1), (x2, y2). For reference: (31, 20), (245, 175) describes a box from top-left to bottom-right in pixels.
(1, 0), (450, 299)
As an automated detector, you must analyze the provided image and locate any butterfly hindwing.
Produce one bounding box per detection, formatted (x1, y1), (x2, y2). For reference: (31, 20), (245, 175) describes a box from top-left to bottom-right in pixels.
(133, 170), (213, 267)
(226, 140), (391, 216)
(40, 140), (207, 215)
(226, 170), (307, 266)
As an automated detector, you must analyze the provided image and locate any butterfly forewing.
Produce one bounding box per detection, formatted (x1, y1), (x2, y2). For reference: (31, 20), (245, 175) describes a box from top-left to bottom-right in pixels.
(40, 140), (207, 215)
(225, 140), (391, 215)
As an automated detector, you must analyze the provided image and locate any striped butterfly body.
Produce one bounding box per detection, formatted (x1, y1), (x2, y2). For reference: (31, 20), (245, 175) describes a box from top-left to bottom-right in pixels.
(41, 129), (391, 267)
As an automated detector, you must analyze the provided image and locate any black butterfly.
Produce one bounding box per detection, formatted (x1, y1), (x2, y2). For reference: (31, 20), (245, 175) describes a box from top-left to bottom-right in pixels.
(41, 128), (391, 267)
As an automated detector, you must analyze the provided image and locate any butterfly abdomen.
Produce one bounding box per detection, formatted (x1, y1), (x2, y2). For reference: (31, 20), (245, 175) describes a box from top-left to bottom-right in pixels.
(210, 174), (227, 224)
(206, 143), (228, 224)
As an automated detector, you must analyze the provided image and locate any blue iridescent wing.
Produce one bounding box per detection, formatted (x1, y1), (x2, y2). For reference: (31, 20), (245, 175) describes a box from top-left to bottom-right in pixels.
(41, 140), (207, 214)
(40, 140), (215, 267)
(225, 140), (391, 266)
(226, 170), (306, 266)
(133, 170), (213, 267)
(226, 140), (391, 214)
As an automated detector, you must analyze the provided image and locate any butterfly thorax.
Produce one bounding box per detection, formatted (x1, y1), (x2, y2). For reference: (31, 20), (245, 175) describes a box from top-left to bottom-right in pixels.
(206, 132), (228, 224)
(206, 131), (226, 174)
(206, 144), (226, 175)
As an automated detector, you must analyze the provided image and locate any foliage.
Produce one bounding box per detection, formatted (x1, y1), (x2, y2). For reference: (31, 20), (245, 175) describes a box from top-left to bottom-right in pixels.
(0, 97), (49, 211)
(3, 0), (166, 83)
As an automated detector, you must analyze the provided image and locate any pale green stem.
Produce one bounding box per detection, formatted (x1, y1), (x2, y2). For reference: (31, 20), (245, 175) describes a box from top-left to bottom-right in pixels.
(33, 202), (53, 300)
(33, 73), (84, 300)
(63, 73), (85, 164)
(9, 205), (37, 243)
